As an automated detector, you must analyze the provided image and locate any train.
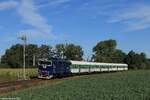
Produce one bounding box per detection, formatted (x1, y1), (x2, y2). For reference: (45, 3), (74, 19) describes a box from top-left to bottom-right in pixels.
(38, 58), (128, 79)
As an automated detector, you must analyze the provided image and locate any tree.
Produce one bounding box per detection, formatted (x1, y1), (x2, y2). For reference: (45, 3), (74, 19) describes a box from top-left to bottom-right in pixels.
(124, 51), (149, 69)
(1, 44), (23, 68)
(1, 44), (40, 68)
(65, 44), (83, 60)
(26, 44), (38, 67)
(55, 44), (84, 60)
(1, 44), (55, 68)
(38, 45), (53, 59)
(55, 44), (66, 58)
(1, 43), (82, 68)
(56, 44), (65, 53)
(112, 49), (126, 63)
(92, 39), (126, 63)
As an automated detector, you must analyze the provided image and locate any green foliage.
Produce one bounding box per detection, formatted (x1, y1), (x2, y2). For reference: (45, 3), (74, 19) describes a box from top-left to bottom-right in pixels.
(92, 39), (150, 69)
(55, 44), (65, 54)
(1, 43), (84, 68)
(92, 39), (126, 63)
(0, 39), (149, 69)
(1, 44), (45, 68)
(1, 44), (23, 68)
(55, 44), (84, 60)
(1, 44), (40, 68)
(113, 49), (126, 63)
(124, 51), (150, 69)
(65, 44), (83, 60)
(3, 70), (150, 100)
(38, 45), (52, 58)
(0, 63), (10, 68)
(26, 44), (38, 67)
(55, 44), (66, 58)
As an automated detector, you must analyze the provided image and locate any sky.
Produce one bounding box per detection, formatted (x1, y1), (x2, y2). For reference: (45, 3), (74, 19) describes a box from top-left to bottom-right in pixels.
(0, 0), (150, 59)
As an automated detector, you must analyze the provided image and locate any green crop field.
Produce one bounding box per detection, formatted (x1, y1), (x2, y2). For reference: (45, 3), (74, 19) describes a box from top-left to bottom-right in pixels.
(0, 68), (38, 78)
(1, 70), (150, 100)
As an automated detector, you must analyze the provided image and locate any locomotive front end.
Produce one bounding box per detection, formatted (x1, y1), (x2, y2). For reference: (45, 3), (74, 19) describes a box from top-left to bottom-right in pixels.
(38, 59), (54, 79)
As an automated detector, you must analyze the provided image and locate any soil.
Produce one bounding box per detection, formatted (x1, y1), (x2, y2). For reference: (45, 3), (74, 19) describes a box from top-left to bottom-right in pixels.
(0, 77), (47, 95)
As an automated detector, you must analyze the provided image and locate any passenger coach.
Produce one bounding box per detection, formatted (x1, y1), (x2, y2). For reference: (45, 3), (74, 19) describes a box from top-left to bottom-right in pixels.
(38, 58), (128, 79)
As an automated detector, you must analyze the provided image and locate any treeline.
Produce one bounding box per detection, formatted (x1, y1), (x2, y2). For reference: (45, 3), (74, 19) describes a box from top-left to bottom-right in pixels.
(92, 39), (150, 69)
(0, 39), (150, 69)
(0, 44), (83, 68)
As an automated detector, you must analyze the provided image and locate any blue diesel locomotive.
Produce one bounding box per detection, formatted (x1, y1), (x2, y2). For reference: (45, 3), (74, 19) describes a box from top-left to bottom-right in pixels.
(38, 58), (71, 79)
(38, 58), (128, 79)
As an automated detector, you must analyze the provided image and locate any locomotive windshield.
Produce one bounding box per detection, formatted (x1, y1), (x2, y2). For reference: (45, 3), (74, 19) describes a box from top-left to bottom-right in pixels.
(39, 61), (52, 66)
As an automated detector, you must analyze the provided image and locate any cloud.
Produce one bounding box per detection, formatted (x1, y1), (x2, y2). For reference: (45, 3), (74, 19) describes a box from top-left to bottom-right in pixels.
(18, 29), (51, 40)
(38, 0), (70, 8)
(0, 33), (18, 56)
(108, 4), (150, 31)
(0, 0), (18, 10)
(78, 1), (150, 31)
(17, 0), (56, 39)
(47, 0), (70, 5)
(0, 0), (69, 44)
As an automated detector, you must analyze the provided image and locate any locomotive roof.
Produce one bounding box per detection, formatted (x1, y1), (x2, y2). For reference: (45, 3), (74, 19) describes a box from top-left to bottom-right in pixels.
(38, 57), (68, 61)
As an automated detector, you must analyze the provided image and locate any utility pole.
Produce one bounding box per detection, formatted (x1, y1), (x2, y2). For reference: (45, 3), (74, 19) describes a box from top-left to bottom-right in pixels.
(18, 35), (27, 80)
(33, 55), (35, 66)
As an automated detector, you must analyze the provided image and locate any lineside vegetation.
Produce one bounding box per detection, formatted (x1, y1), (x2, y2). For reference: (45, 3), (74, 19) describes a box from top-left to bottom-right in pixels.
(0, 68), (37, 78)
(2, 70), (150, 100)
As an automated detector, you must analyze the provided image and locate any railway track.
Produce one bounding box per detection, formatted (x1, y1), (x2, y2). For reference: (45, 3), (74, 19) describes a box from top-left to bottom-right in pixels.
(0, 75), (78, 94)
(0, 76), (70, 94)
(0, 78), (44, 94)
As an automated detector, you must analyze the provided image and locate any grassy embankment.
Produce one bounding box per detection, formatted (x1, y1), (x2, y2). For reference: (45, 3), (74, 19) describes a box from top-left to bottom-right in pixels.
(0, 68), (38, 78)
(1, 70), (150, 100)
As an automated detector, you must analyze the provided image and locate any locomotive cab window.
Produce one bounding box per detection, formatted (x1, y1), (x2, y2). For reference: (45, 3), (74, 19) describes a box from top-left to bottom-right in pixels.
(39, 61), (52, 66)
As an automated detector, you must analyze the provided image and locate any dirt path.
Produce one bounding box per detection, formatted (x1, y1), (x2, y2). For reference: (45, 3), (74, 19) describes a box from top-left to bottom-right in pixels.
(0, 77), (18, 84)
